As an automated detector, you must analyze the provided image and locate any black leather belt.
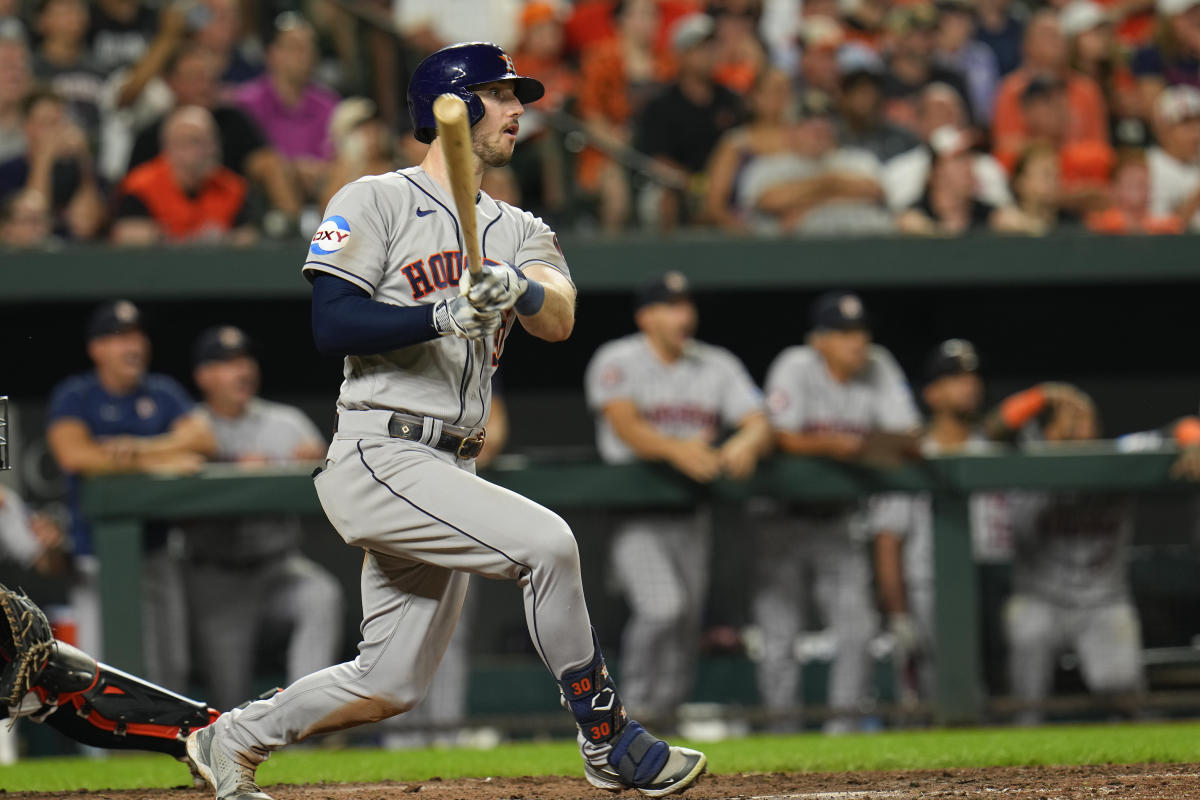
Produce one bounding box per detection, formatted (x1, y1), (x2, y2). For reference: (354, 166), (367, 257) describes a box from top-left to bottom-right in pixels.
(387, 414), (486, 460)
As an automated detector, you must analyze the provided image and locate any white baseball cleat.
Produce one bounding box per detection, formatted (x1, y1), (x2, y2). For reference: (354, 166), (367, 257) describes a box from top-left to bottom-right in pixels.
(186, 723), (273, 800)
(580, 722), (708, 797)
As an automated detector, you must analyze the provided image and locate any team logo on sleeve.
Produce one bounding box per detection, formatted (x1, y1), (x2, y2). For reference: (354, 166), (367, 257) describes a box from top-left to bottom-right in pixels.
(310, 215), (351, 256)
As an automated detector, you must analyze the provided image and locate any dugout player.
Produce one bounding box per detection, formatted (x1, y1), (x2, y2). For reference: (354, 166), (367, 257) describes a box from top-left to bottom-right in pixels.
(46, 299), (216, 692)
(868, 340), (1015, 706)
(584, 272), (771, 724)
(185, 42), (707, 800)
(184, 326), (343, 712)
(755, 291), (920, 733)
(994, 389), (1145, 724)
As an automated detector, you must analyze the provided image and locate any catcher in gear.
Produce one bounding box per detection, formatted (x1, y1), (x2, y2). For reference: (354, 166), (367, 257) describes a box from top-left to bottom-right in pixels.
(0, 583), (216, 770)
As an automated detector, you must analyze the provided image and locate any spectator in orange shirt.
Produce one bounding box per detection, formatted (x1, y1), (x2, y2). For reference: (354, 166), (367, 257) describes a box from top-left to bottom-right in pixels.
(1015, 74), (1114, 209)
(112, 105), (257, 246)
(1087, 148), (1184, 232)
(992, 9), (1110, 167)
(575, 0), (674, 231)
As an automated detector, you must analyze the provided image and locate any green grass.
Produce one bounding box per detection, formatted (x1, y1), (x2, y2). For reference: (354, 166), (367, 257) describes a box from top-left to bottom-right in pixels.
(2, 721), (1198, 792)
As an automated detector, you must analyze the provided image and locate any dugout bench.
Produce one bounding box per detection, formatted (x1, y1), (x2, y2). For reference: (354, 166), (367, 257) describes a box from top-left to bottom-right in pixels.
(81, 447), (1194, 725)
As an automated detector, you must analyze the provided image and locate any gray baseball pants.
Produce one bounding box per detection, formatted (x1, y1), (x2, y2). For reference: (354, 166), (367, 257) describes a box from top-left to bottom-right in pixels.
(1004, 593), (1143, 725)
(609, 510), (711, 719)
(217, 410), (596, 762)
(752, 513), (877, 729)
(187, 553), (344, 712)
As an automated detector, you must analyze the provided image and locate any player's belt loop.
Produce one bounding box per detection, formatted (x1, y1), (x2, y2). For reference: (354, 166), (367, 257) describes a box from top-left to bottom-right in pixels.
(420, 416), (444, 446)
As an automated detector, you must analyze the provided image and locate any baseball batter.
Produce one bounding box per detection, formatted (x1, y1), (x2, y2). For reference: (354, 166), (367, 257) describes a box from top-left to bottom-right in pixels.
(186, 43), (705, 800)
(756, 292), (920, 732)
(584, 272), (770, 723)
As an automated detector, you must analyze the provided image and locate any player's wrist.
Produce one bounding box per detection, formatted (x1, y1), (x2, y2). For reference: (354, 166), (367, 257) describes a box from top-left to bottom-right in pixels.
(430, 300), (453, 337)
(515, 278), (545, 315)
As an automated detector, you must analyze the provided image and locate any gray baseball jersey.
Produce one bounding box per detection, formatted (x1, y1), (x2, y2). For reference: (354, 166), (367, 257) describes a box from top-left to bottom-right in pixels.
(584, 333), (764, 463)
(765, 344), (920, 436)
(1007, 492), (1134, 607)
(301, 167), (571, 428)
(0, 489), (40, 569)
(187, 399), (326, 562)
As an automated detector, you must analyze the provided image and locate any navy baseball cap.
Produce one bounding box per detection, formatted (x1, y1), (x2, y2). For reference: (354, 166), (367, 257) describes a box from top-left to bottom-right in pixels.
(193, 325), (254, 366)
(924, 338), (980, 383)
(810, 291), (870, 332)
(87, 299), (142, 340)
(635, 271), (692, 310)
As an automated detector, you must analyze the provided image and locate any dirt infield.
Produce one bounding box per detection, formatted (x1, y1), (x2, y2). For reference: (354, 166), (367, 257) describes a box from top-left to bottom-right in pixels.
(11, 763), (1200, 800)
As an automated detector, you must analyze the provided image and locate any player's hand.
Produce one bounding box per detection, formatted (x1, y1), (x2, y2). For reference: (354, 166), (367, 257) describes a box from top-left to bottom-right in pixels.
(100, 436), (141, 465)
(1170, 445), (1200, 481)
(433, 295), (502, 340)
(888, 612), (921, 660)
(460, 260), (527, 313)
(667, 438), (722, 483)
(719, 436), (760, 481)
(29, 513), (64, 552)
(825, 432), (866, 460)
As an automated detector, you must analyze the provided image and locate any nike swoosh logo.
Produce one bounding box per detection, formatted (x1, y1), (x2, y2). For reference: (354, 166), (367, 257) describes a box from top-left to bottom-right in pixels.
(416, 207), (435, 217)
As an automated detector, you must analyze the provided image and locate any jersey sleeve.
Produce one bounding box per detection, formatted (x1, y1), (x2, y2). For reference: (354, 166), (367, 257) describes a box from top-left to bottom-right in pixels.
(715, 349), (764, 426)
(584, 343), (634, 411)
(867, 492), (915, 537)
(513, 210), (572, 283)
(302, 180), (391, 295)
(764, 350), (808, 432)
(46, 378), (86, 424)
(871, 348), (921, 431)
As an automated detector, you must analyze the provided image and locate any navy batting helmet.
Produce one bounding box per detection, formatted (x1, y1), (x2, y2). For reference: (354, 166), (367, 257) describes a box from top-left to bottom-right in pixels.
(407, 42), (545, 144)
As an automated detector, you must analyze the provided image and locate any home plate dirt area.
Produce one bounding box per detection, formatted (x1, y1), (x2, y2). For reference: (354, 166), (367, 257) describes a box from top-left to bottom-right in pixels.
(11, 764), (1200, 800)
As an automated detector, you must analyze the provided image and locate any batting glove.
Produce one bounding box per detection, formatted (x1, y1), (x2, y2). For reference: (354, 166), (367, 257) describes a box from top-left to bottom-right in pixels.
(461, 260), (527, 313)
(433, 295), (501, 340)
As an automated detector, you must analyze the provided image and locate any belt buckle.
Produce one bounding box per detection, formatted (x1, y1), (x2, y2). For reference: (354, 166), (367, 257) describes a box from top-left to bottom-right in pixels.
(456, 433), (485, 460)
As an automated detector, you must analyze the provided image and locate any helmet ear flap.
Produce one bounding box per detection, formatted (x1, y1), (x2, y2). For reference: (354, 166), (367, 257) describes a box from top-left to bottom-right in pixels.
(460, 88), (486, 129)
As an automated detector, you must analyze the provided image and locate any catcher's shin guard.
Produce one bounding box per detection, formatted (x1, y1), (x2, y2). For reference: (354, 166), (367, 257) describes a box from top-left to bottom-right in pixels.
(35, 642), (216, 758)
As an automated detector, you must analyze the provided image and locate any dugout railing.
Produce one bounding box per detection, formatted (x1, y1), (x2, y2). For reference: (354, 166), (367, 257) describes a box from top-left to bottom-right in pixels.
(80, 446), (1198, 725)
(8, 233), (1200, 300)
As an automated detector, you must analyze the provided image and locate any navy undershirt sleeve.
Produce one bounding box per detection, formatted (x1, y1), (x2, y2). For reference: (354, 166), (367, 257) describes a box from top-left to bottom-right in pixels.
(311, 273), (439, 356)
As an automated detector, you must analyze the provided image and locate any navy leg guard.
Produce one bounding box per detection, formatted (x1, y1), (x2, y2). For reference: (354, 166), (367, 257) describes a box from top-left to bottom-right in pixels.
(557, 631), (628, 746)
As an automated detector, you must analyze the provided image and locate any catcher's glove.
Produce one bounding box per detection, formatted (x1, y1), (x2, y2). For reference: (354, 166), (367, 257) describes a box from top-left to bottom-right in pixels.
(0, 584), (54, 706)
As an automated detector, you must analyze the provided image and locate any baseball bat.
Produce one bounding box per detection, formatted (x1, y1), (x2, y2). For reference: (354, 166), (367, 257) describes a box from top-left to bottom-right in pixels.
(433, 94), (483, 278)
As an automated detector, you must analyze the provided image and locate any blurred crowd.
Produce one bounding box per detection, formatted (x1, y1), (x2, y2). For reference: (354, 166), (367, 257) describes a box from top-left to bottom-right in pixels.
(5, 0), (1200, 246)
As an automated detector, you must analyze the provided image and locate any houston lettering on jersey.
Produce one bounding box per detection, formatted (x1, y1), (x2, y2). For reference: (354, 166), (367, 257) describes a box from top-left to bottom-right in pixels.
(400, 250), (464, 299)
(643, 405), (720, 430)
